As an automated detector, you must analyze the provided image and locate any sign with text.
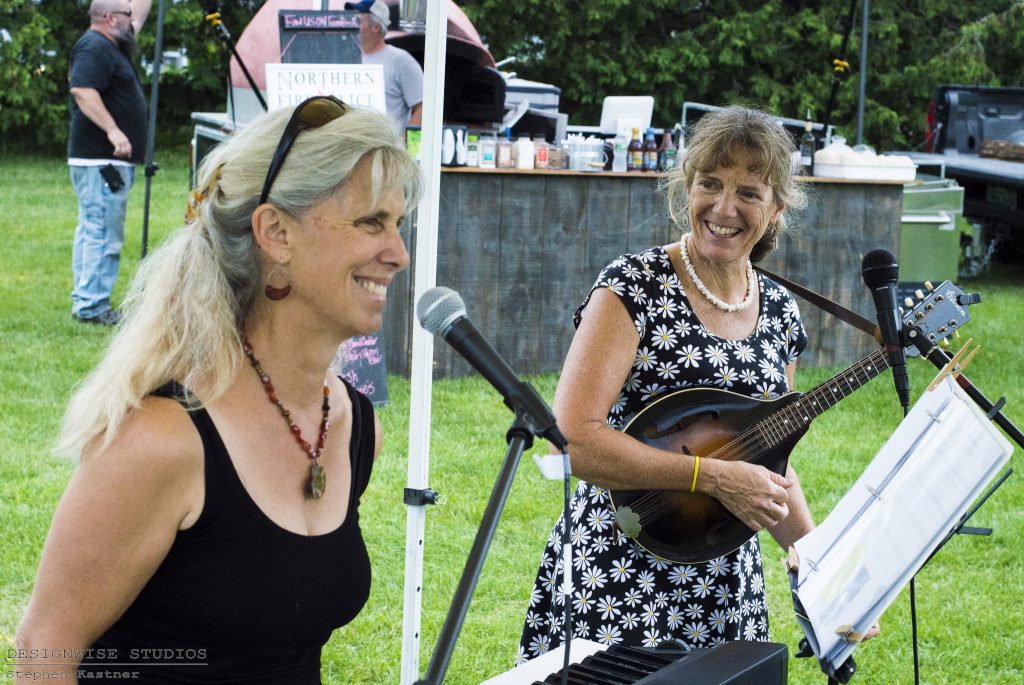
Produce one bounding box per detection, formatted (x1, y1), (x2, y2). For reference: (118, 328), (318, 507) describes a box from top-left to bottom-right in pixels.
(278, 10), (360, 65)
(265, 63), (386, 112)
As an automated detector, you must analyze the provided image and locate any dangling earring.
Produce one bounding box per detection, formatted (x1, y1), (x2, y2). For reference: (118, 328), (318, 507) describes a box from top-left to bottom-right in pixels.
(265, 261), (292, 301)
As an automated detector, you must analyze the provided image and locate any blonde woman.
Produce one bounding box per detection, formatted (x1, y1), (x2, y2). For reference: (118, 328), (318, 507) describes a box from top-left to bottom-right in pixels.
(16, 96), (421, 682)
(521, 106), (833, 660)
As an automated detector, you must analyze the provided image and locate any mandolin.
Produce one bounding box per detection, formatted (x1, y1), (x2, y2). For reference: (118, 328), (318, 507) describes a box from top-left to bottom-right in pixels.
(610, 280), (975, 563)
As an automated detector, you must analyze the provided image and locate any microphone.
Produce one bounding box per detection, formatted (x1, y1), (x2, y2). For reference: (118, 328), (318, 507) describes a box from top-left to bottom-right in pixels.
(417, 287), (568, 449)
(861, 249), (910, 409)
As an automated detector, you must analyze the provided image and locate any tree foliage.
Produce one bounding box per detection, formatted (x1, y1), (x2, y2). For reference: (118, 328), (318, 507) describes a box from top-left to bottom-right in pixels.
(0, 0), (261, 154)
(460, 0), (1024, 150)
(3, 1), (1022, 154)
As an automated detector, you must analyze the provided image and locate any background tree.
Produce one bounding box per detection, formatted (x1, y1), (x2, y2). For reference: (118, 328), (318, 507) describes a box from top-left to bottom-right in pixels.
(460, 0), (1024, 150)
(2, 1), (1022, 155)
(0, 0), (261, 154)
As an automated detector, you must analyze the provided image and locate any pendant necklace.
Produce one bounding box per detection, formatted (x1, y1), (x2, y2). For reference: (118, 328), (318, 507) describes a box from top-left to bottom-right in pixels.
(242, 337), (331, 499)
(680, 233), (756, 313)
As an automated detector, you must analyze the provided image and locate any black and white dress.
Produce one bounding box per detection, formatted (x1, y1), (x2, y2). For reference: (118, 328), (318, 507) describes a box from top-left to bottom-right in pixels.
(517, 246), (808, 664)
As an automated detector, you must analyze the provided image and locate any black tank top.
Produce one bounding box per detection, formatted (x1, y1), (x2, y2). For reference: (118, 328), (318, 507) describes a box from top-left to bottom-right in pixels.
(81, 380), (375, 683)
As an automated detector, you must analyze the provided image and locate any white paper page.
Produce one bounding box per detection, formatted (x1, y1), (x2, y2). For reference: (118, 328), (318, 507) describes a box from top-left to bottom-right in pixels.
(792, 376), (1012, 669)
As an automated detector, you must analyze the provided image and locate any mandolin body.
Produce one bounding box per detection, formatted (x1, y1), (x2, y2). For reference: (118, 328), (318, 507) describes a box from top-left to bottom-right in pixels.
(611, 386), (810, 563)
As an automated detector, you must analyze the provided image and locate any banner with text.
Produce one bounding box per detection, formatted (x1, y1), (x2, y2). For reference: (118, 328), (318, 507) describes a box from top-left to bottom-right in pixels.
(265, 63), (386, 112)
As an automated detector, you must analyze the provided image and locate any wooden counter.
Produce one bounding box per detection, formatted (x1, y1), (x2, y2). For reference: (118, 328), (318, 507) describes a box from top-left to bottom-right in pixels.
(382, 170), (903, 377)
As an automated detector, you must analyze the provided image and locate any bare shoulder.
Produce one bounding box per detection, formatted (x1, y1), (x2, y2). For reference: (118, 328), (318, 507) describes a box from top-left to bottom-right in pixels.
(76, 394), (204, 528)
(82, 395), (202, 479)
(17, 396), (204, 653)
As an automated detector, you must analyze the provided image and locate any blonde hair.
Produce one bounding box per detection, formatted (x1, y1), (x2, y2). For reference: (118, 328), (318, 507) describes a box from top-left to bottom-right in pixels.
(57, 104), (422, 459)
(665, 106), (807, 262)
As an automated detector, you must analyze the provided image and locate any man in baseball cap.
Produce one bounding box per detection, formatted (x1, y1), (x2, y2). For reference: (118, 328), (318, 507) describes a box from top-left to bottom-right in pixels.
(345, 0), (423, 129)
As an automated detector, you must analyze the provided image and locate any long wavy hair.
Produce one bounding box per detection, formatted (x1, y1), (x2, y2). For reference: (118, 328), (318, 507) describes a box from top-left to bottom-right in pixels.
(665, 106), (808, 263)
(57, 104), (422, 459)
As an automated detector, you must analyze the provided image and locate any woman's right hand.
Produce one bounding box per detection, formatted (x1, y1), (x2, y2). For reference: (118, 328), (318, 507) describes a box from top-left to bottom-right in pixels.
(701, 459), (794, 532)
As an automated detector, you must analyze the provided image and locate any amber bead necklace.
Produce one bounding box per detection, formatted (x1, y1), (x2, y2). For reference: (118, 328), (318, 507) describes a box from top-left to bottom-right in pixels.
(242, 337), (331, 499)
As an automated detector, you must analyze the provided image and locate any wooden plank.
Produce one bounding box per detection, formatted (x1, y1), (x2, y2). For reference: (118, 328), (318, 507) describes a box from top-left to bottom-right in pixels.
(385, 174), (904, 376)
(495, 174), (549, 372)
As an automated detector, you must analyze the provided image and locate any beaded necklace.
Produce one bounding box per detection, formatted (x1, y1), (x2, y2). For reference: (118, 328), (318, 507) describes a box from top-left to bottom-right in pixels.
(242, 337), (331, 499)
(680, 233), (757, 313)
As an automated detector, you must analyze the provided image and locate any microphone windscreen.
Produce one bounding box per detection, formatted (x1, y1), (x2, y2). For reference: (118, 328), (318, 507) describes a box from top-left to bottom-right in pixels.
(861, 248), (899, 288)
(416, 286), (466, 334)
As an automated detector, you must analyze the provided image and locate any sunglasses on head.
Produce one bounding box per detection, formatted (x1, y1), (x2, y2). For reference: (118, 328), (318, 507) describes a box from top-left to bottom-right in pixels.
(259, 95), (349, 206)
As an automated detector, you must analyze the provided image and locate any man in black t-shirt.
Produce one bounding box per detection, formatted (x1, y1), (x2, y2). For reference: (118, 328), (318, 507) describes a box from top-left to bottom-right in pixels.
(67, 0), (151, 325)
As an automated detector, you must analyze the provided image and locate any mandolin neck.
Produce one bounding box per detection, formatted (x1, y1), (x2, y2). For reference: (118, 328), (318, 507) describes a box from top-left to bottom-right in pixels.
(755, 347), (890, 450)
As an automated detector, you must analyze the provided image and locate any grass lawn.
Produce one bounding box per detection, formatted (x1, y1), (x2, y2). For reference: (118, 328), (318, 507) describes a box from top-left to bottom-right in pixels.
(1, 150), (1022, 684)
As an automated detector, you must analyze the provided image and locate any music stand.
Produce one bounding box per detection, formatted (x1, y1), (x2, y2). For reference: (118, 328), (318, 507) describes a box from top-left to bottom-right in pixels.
(791, 329), (1023, 684)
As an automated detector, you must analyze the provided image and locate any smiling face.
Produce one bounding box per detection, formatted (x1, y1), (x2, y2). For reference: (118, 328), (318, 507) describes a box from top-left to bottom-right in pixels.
(287, 155), (410, 338)
(687, 146), (784, 268)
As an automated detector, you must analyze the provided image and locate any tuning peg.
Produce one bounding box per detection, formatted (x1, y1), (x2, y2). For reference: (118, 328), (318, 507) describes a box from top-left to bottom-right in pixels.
(954, 330), (961, 339)
(940, 338), (951, 348)
(924, 281), (934, 291)
(915, 289), (925, 300)
(904, 297), (914, 308)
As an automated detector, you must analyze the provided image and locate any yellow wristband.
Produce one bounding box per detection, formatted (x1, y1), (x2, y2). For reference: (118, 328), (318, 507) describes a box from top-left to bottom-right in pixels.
(690, 455), (700, 493)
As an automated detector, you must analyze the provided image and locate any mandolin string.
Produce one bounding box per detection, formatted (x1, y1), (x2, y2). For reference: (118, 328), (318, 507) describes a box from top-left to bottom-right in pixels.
(627, 348), (889, 525)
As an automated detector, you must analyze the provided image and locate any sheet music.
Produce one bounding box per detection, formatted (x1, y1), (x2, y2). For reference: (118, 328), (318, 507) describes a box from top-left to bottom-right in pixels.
(792, 375), (1013, 670)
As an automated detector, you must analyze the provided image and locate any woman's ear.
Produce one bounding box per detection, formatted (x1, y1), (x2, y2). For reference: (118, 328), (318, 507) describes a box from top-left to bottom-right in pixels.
(771, 200), (785, 225)
(251, 204), (293, 262)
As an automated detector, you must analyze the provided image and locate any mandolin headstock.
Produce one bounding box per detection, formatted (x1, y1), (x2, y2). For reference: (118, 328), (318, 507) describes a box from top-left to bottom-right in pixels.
(900, 280), (981, 358)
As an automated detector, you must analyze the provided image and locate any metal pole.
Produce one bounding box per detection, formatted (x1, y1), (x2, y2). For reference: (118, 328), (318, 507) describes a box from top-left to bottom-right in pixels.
(400, 0), (448, 682)
(140, 0), (168, 257)
(855, 0), (869, 145)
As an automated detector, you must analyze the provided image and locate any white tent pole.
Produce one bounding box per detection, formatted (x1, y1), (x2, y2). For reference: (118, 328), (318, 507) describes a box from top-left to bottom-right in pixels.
(400, 1), (447, 683)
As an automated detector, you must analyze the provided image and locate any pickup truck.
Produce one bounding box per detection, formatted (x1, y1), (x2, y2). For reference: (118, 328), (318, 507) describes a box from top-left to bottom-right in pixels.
(902, 85), (1024, 255)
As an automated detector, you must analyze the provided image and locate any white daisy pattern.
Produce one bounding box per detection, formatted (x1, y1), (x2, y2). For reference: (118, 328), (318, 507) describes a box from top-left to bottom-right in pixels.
(518, 247), (808, 662)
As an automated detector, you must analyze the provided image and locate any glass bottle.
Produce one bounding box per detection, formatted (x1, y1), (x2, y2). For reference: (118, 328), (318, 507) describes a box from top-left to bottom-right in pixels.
(642, 129), (658, 172)
(657, 131), (676, 171)
(627, 127), (643, 172)
(800, 109), (816, 174)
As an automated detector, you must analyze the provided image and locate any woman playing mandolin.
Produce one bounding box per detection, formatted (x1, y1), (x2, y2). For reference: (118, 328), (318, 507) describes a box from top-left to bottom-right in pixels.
(519, 106), (847, 660)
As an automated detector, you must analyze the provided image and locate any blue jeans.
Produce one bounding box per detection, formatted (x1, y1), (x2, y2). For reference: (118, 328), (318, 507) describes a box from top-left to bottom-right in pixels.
(70, 164), (133, 317)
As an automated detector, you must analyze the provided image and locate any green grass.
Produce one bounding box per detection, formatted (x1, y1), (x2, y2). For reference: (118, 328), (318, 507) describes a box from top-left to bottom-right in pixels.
(1, 151), (1022, 684)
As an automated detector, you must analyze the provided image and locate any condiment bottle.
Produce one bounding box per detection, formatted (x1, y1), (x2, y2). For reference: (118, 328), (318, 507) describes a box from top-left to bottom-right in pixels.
(627, 127), (643, 171)
(657, 131), (675, 171)
(642, 128), (658, 172)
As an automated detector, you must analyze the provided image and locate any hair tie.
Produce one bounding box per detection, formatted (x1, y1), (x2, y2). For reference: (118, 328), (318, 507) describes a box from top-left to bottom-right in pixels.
(184, 164), (224, 223)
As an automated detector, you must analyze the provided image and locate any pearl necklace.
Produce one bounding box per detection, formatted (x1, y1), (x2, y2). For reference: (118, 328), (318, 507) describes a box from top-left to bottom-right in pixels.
(679, 234), (756, 313)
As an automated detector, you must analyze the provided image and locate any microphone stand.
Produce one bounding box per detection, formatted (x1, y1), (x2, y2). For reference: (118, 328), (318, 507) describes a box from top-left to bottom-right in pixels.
(900, 325), (1023, 685)
(139, 0), (168, 257)
(414, 409), (534, 685)
(202, 7), (267, 113)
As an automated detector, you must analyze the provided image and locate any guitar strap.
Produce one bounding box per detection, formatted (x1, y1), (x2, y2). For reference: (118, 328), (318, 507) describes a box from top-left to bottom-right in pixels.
(754, 266), (883, 344)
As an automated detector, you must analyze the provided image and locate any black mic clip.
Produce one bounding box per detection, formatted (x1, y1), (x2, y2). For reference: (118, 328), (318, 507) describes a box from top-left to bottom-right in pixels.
(505, 381), (568, 451)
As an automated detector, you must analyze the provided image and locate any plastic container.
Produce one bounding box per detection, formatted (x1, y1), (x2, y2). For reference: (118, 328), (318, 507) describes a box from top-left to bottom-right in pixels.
(813, 162), (917, 181)
(479, 134), (497, 169)
(612, 135), (628, 172)
(533, 135), (549, 169)
(515, 136), (535, 169)
(496, 131), (514, 168)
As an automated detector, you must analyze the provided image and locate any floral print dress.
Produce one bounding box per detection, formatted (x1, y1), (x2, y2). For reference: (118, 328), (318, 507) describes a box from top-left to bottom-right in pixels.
(517, 245), (808, 664)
